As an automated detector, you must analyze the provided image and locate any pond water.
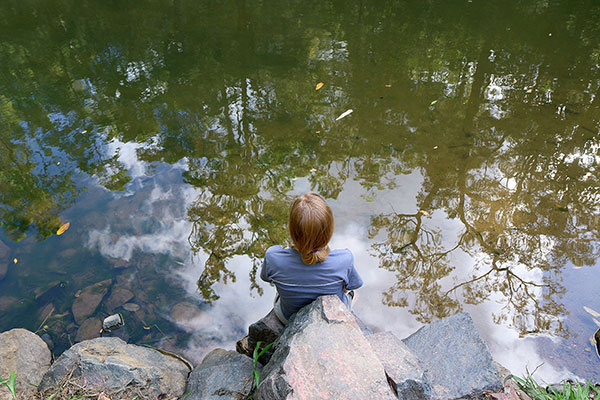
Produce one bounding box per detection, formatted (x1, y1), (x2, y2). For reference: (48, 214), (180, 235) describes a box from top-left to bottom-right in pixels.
(1, 0), (599, 382)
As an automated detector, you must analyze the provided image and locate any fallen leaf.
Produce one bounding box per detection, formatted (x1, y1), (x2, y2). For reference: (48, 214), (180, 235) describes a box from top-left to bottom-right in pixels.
(385, 84), (392, 88)
(13, 258), (17, 264)
(315, 130), (321, 133)
(81, 130), (88, 134)
(75, 290), (82, 298)
(430, 100), (438, 105)
(512, 79), (517, 84)
(433, 145), (439, 150)
(309, 168), (317, 173)
(418, 210), (430, 216)
(584, 306), (600, 318)
(57, 222), (70, 235)
(335, 109), (353, 121)
(291, 177), (298, 181)
(175, 261), (184, 266)
(526, 88), (533, 93)
(143, 326), (151, 330)
(315, 82), (324, 91)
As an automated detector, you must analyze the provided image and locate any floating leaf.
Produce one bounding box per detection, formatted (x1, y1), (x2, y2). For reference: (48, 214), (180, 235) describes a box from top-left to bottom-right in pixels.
(309, 168), (317, 173)
(315, 82), (324, 91)
(13, 258), (17, 264)
(584, 306), (600, 318)
(418, 210), (430, 216)
(291, 177), (298, 181)
(143, 326), (151, 330)
(512, 79), (517, 84)
(335, 109), (353, 121)
(175, 261), (184, 266)
(315, 130), (321, 133)
(81, 130), (88, 134)
(430, 100), (438, 105)
(56, 222), (70, 235)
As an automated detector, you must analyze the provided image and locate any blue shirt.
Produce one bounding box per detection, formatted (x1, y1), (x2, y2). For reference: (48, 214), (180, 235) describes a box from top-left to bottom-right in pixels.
(260, 245), (363, 319)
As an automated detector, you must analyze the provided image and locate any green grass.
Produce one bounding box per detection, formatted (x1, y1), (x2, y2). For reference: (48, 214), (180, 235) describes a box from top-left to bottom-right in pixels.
(252, 341), (274, 389)
(514, 375), (600, 399)
(0, 372), (17, 399)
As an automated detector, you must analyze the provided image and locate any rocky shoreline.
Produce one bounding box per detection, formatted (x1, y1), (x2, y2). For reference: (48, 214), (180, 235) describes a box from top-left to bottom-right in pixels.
(1, 295), (536, 400)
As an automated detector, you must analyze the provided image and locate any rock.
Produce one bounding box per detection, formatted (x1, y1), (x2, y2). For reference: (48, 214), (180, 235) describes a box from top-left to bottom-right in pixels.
(0, 328), (51, 400)
(403, 312), (503, 399)
(0, 263), (7, 281)
(41, 333), (54, 350)
(0, 297), (18, 312)
(39, 337), (190, 399)
(489, 378), (533, 400)
(71, 279), (112, 324)
(58, 248), (78, 258)
(109, 258), (131, 269)
(367, 331), (430, 399)
(237, 309), (285, 364)
(0, 239), (9, 259)
(122, 303), (140, 312)
(75, 318), (101, 342)
(36, 303), (55, 325)
(236, 335), (252, 355)
(256, 295), (396, 400)
(186, 349), (256, 400)
(171, 301), (203, 321)
(104, 287), (134, 311)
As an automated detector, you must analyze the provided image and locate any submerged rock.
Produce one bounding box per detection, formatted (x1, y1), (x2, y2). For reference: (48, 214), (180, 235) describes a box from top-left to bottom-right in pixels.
(71, 279), (112, 324)
(104, 287), (134, 311)
(0, 328), (51, 400)
(256, 295), (395, 400)
(0, 296), (18, 312)
(403, 312), (503, 399)
(367, 331), (430, 399)
(75, 317), (101, 342)
(186, 349), (256, 400)
(39, 337), (190, 399)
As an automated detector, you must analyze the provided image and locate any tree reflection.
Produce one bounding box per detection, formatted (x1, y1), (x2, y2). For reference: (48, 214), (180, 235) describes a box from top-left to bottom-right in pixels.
(1, 0), (599, 336)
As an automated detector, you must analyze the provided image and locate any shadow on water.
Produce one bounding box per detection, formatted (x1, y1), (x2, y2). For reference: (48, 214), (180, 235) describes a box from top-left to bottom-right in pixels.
(0, 0), (599, 378)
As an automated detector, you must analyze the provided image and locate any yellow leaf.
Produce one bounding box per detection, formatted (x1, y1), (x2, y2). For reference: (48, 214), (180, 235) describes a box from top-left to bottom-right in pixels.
(310, 168), (317, 173)
(526, 88), (533, 93)
(13, 258), (17, 264)
(57, 222), (70, 235)
(584, 306), (600, 318)
(418, 210), (430, 216)
(315, 82), (324, 91)
(143, 326), (151, 330)
(292, 177), (298, 181)
(175, 261), (184, 266)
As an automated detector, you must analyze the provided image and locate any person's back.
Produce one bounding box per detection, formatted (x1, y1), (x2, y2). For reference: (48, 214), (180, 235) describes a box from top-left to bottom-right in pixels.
(260, 192), (363, 324)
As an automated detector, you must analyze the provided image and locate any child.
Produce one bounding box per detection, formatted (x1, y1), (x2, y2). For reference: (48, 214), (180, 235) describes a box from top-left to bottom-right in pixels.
(260, 192), (363, 324)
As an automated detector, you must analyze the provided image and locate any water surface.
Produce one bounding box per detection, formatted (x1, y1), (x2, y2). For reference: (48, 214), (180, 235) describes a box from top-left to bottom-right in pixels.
(0, 0), (599, 381)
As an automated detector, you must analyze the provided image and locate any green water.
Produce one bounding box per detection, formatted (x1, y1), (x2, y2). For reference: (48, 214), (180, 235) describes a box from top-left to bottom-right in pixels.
(0, 0), (599, 380)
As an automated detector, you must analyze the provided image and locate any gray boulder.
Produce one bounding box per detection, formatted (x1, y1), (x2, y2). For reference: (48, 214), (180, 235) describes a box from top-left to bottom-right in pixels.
(0, 328), (51, 400)
(39, 337), (190, 398)
(403, 312), (503, 399)
(367, 331), (430, 399)
(186, 349), (256, 400)
(256, 295), (396, 400)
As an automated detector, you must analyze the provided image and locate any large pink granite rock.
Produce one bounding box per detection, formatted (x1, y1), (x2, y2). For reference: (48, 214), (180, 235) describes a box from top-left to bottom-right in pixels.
(256, 295), (395, 400)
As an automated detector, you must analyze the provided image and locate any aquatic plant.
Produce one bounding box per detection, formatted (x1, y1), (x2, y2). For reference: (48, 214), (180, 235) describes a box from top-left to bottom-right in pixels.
(514, 375), (600, 400)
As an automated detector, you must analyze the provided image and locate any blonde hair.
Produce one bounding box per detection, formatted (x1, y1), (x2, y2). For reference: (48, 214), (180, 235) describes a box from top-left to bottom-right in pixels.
(289, 192), (334, 265)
